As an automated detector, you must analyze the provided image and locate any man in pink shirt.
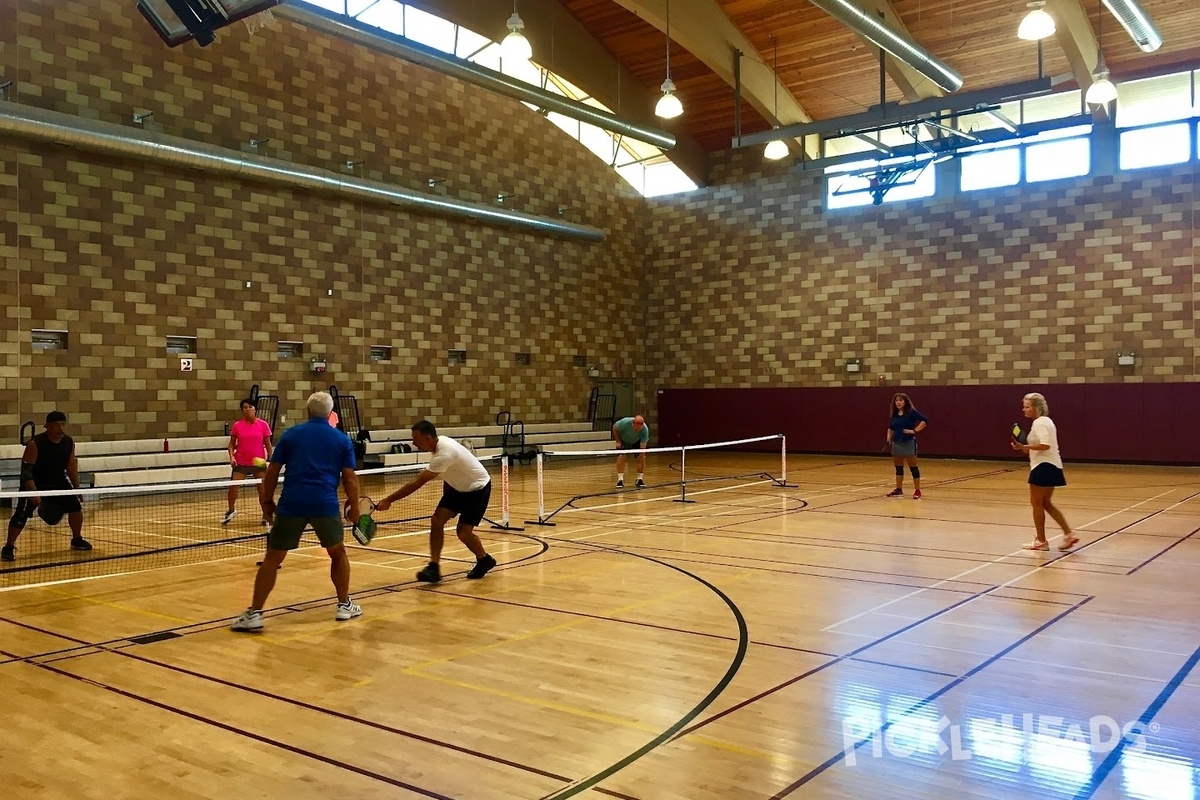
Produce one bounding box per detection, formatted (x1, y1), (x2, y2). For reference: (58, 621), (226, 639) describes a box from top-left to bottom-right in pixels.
(224, 398), (273, 525)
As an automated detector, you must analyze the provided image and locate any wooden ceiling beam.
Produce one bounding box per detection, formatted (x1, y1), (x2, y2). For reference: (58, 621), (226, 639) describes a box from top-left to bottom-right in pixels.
(609, 0), (819, 157)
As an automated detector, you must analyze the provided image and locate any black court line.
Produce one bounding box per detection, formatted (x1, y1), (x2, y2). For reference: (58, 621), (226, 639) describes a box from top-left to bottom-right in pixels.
(768, 596), (1093, 798)
(1071, 642), (1200, 800)
(425, 588), (958, 680)
(2, 555), (645, 799)
(669, 582), (1036, 742)
(626, 524), (1135, 574)
(613, 550), (1084, 610)
(90, 647), (643, 800)
(1125, 524), (1200, 575)
(560, 536), (1084, 595)
(0, 537), (578, 665)
(536, 540), (750, 800)
(30, 658), (455, 799)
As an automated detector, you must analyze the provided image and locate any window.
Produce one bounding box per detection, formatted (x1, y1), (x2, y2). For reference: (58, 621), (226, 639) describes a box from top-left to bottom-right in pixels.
(1120, 123), (1192, 170)
(293, 0), (696, 198)
(515, 352), (531, 365)
(448, 349), (467, 365)
(1026, 137), (1089, 183)
(1117, 72), (1194, 127)
(370, 345), (392, 362)
(277, 341), (303, 359)
(166, 335), (197, 355)
(1022, 90), (1083, 125)
(960, 147), (1020, 191)
(31, 329), (68, 351)
(572, 354), (587, 367)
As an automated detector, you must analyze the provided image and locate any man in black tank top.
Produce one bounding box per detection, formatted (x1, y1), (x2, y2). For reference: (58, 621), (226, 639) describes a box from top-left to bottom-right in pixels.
(2, 411), (92, 562)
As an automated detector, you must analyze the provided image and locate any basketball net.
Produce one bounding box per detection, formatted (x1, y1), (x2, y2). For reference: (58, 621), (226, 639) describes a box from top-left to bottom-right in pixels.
(243, 8), (277, 36)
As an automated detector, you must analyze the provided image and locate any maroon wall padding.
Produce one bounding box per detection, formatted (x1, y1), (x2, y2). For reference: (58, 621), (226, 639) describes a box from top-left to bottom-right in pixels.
(657, 384), (1200, 464)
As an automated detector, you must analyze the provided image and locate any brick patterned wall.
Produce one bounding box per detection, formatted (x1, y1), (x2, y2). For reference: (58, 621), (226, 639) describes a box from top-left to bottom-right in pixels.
(645, 148), (1199, 391)
(0, 0), (646, 438)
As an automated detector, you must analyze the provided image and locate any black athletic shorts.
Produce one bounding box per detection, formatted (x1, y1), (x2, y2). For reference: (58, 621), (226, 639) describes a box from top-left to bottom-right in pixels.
(10, 492), (83, 530)
(437, 481), (492, 527)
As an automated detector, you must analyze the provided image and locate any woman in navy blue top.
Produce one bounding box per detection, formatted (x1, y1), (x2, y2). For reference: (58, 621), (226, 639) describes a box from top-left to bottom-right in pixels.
(886, 393), (929, 499)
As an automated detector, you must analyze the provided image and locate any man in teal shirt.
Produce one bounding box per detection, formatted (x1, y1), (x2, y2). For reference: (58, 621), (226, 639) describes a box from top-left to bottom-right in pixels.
(612, 414), (649, 489)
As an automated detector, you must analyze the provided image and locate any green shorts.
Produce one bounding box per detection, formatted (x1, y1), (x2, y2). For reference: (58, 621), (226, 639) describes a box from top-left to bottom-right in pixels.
(266, 515), (344, 550)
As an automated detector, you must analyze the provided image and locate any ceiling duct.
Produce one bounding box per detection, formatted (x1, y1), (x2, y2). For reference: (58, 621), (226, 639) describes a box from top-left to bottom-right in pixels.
(0, 102), (605, 242)
(808, 0), (963, 93)
(274, 3), (676, 151)
(1101, 0), (1162, 53)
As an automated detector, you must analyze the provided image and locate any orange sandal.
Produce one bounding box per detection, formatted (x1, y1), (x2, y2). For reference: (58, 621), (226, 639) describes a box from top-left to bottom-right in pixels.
(1023, 540), (1049, 551)
(1058, 535), (1080, 551)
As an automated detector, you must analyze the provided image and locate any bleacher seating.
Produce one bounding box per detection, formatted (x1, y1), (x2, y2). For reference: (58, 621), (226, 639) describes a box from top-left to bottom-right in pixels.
(361, 420), (611, 467)
(0, 437), (233, 489)
(1, 418), (617, 490)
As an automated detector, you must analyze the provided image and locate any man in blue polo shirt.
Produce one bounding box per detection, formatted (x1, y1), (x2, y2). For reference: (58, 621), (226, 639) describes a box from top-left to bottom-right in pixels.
(231, 391), (362, 632)
(613, 414), (650, 489)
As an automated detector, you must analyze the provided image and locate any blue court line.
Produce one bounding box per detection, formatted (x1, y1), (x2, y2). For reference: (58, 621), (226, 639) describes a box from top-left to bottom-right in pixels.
(1125, 526), (1200, 575)
(1071, 642), (1200, 800)
(769, 596), (1093, 799)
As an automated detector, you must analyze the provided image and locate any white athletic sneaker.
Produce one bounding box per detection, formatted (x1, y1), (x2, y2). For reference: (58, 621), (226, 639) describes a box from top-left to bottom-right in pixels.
(335, 600), (362, 621)
(231, 608), (263, 632)
(222, 509), (237, 525)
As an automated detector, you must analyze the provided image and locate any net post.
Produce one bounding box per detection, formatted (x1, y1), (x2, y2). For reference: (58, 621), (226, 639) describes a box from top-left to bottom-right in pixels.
(489, 455), (524, 530)
(676, 448), (696, 503)
(524, 452), (556, 526)
(775, 434), (796, 487)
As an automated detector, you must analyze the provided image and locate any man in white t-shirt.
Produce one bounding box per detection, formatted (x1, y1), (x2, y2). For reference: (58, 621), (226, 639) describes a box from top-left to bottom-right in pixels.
(377, 420), (496, 583)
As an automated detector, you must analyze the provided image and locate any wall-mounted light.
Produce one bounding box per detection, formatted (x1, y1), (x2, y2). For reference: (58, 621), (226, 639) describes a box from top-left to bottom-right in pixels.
(845, 358), (862, 374)
(1116, 351), (1136, 367)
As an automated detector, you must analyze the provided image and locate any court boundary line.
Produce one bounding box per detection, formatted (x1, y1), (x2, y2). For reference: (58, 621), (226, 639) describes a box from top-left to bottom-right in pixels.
(767, 597), (1094, 798)
(821, 488), (1182, 633)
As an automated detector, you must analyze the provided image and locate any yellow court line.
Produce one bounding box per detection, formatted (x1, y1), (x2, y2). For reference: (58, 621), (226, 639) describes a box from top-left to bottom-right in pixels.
(45, 584), (195, 624)
(251, 595), (471, 645)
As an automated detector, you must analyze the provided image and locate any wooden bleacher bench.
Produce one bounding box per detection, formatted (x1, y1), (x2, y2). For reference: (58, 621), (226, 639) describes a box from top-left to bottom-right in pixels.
(3, 436), (234, 490)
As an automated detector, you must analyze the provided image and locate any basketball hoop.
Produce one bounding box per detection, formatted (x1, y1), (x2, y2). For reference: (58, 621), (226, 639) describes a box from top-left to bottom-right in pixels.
(243, 7), (277, 36)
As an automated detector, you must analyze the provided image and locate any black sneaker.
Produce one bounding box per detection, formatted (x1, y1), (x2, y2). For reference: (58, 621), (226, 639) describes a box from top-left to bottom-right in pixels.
(416, 562), (442, 583)
(466, 554), (497, 580)
(635, 478), (646, 489)
(1, 544), (13, 562)
(70, 537), (93, 551)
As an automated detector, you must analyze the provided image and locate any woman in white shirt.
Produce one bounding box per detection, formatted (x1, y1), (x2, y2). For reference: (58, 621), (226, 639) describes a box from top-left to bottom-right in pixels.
(1011, 393), (1080, 551)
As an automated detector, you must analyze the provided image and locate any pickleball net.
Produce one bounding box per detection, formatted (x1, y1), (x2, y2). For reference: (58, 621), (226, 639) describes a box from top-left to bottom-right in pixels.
(525, 434), (790, 525)
(0, 456), (520, 589)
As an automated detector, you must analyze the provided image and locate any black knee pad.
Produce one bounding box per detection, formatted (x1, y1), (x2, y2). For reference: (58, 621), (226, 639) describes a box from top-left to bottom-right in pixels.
(895, 466), (904, 477)
(910, 466), (921, 479)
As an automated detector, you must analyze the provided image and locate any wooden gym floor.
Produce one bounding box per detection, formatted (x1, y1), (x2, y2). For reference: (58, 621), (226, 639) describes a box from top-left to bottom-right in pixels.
(2, 452), (1199, 799)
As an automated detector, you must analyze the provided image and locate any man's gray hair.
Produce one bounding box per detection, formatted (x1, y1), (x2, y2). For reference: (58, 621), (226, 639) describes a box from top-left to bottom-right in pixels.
(307, 391), (334, 419)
